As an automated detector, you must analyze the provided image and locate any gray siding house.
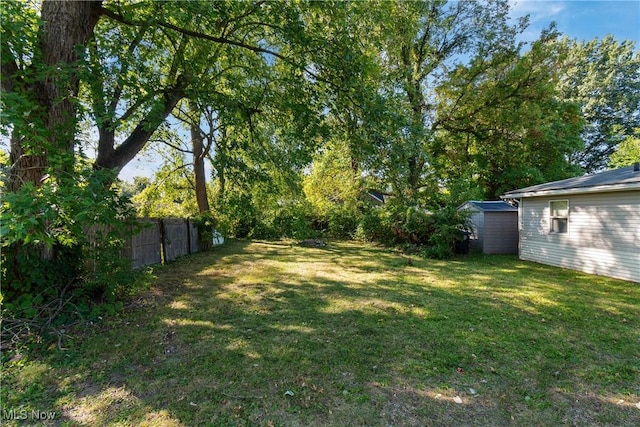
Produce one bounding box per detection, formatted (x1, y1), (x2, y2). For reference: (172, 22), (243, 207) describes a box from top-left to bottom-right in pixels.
(502, 164), (640, 283)
(459, 201), (519, 254)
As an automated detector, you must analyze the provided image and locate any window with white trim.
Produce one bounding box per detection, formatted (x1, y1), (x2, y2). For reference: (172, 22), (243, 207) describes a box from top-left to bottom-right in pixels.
(550, 200), (568, 234)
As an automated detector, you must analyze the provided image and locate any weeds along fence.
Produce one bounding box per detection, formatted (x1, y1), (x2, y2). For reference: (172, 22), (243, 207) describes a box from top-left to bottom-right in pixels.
(87, 218), (200, 270)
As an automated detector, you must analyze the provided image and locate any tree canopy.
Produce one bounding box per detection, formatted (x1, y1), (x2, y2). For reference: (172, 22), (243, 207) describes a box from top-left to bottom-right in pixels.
(556, 36), (640, 172)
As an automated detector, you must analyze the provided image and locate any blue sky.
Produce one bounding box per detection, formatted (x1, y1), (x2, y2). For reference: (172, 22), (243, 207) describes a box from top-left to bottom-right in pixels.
(509, 0), (640, 43)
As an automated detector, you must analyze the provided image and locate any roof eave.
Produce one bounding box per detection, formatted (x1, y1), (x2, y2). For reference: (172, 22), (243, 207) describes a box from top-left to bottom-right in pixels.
(502, 182), (640, 199)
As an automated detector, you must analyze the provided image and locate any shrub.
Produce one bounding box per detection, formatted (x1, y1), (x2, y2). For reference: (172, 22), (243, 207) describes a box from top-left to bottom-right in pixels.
(354, 200), (469, 259)
(355, 208), (388, 242)
(423, 205), (471, 259)
(402, 205), (433, 244)
(327, 206), (359, 239)
(191, 211), (219, 251)
(271, 207), (314, 239)
(1, 167), (144, 330)
(246, 203), (314, 240)
(221, 193), (257, 238)
(249, 221), (280, 240)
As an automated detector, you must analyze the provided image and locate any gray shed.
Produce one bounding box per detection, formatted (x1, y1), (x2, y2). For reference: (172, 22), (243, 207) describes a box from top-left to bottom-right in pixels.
(459, 201), (518, 254)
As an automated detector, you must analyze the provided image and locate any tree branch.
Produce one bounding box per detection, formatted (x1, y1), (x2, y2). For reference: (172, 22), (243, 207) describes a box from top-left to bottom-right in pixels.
(98, 4), (330, 87)
(0, 34), (20, 93)
(95, 77), (187, 171)
(99, 6), (286, 61)
(117, 92), (156, 123)
(156, 138), (193, 154)
(109, 23), (152, 115)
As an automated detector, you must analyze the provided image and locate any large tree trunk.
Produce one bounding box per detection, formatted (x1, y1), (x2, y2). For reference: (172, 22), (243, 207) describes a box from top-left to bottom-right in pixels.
(214, 135), (228, 209)
(4, 1), (102, 285)
(8, 0), (102, 191)
(191, 121), (210, 213)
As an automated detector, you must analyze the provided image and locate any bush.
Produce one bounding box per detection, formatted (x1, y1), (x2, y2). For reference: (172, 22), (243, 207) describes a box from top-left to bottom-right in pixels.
(327, 206), (359, 239)
(249, 203), (315, 240)
(354, 200), (469, 259)
(354, 208), (388, 242)
(273, 208), (315, 239)
(191, 211), (219, 251)
(401, 205), (433, 244)
(249, 221), (280, 240)
(421, 206), (469, 259)
(1, 167), (144, 329)
(221, 193), (257, 238)
(82, 228), (140, 304)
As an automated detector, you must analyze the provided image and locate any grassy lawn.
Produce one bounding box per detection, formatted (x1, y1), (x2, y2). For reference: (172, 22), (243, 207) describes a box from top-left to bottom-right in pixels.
(2, 239), (639, 426)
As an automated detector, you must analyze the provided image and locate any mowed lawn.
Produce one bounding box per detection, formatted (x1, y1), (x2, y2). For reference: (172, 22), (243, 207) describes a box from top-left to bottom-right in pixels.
(3, 240), (639, 426)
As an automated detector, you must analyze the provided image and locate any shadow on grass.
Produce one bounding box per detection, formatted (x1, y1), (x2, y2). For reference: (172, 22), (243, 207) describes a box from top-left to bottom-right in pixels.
(3, 239), (639, 426)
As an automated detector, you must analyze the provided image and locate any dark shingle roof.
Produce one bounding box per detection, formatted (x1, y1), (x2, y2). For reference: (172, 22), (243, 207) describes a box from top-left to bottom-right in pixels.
(503, 165), (640, 198)
(462, 201), (517, 212)
(367, 190), (386, 204)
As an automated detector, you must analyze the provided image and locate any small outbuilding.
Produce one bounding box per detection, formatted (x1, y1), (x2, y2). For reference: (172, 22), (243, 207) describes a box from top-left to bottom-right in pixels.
(458, 201), (519, 254)
(502, 164), (640, 283)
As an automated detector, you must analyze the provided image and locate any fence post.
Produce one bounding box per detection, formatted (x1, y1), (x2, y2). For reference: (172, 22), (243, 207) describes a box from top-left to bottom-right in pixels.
(124, 222), (133, 269)
(160, 218), (167, 264)
(187, 218), (192, 255)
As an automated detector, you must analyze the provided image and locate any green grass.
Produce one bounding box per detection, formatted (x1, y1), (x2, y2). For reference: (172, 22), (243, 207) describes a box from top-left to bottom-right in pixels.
(2, 240), (639, 426)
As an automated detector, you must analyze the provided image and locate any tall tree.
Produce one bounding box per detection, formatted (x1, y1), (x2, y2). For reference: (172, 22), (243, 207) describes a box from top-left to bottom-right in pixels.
(87, 0), (290, 175)
(556, 36), (640, 172)
(435, 33), (583, 199)
(303, 138), (362, 217)
(3, 0), (335, 189)
(369, 0), (524, 200)
(191, 117), (210, 214)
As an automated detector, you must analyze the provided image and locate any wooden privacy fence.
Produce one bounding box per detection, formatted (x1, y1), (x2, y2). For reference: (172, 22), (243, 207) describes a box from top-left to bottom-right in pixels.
(121, 218), (200, 269)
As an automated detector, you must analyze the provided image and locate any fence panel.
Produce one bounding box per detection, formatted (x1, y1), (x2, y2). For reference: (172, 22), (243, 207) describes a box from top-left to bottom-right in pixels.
(188, 220), (199, 254)
(162, 218), (189, 262)
(84, 224), (112, 273)
(85, 217), (199, 270)
(129, 219), (162, 269)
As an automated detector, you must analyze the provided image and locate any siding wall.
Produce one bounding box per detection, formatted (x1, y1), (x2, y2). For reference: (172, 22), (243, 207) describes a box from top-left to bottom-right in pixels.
(519, 191), (640, 282)
(483, 212), (518, 254)
(469, 210), (484, 252)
